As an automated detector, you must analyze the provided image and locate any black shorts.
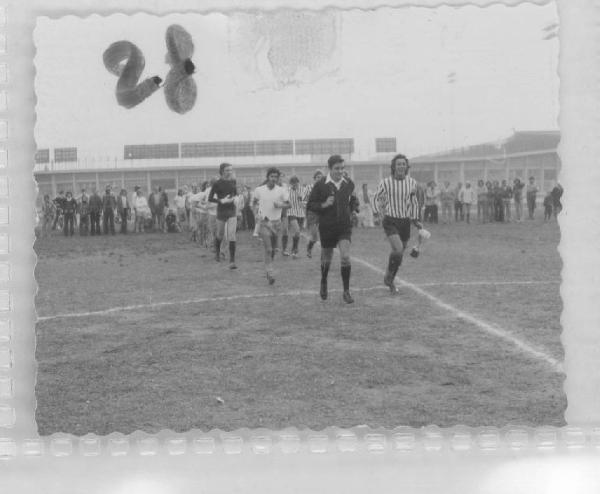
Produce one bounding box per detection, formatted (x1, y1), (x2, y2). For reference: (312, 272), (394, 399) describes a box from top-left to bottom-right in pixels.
(382, 216), (411, 243)
(319, 224), (352, 249)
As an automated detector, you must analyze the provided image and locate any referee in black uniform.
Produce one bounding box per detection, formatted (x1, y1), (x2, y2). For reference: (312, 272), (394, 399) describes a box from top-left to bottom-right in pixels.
(307, 155), (359, 304)
(372, 153), (422, 293)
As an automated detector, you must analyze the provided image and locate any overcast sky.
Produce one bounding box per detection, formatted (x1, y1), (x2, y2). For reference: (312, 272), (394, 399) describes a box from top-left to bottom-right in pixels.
(34, 3), (559, 161)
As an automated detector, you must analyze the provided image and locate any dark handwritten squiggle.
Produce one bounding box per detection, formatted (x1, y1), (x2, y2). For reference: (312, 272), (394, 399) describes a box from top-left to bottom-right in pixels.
(164, 25), (197, 115)
(103, 41), (162, 109)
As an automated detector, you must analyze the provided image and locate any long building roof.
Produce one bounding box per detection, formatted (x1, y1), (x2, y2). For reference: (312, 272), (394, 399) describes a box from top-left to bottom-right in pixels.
(412, 130), (560, 163)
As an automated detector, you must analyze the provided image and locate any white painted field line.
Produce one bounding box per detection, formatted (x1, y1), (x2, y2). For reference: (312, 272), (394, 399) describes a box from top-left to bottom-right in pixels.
(349, 255), (564, 374)
(418, 280), (559, 287)
(37, 286), (384, 322)
(37, 290), (314, 322)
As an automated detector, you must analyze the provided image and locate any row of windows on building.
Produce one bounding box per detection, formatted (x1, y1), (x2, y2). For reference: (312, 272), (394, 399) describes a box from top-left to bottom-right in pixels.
(35, 138), (399, 164)
(36, 160), (559, 204)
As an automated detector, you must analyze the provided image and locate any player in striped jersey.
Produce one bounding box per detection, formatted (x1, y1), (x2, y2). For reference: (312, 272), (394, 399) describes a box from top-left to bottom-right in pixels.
(287, 176), (305, 259)
(372, 153), (423, 293)
(303, 169), (324, 258)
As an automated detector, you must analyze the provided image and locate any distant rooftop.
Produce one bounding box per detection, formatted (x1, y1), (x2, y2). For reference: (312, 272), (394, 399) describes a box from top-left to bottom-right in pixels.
(412, 130), (560, 162)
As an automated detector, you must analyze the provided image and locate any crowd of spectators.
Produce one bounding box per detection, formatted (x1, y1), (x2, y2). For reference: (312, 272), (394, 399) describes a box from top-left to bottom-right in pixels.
(398, 176), (563, 225)
(37, 173), (563, 239)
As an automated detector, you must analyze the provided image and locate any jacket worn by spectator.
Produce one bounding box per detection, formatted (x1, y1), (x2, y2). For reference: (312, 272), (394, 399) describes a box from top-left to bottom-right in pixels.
(89, 193), (103, 213)
(78, 200), (90, 218)
(307, 177), (359, 232)
(117, 195), (130, 215)
(62, 198), (77, 215)
(148, 191), (168, 213)
(103, 192), (117, 211)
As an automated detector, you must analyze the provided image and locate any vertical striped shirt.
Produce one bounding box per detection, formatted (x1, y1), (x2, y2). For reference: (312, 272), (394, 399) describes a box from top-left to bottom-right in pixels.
(372, 176), (420, 220)
(302, 183), (314, 202)
(288, 186), (305, 217)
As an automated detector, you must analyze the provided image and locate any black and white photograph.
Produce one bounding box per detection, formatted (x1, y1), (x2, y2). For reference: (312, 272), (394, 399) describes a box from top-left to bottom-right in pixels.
(33, 4), (566, 436)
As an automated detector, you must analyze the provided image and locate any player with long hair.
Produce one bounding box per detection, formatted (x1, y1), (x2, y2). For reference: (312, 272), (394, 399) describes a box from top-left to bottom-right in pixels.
(372, 153), (423, 293)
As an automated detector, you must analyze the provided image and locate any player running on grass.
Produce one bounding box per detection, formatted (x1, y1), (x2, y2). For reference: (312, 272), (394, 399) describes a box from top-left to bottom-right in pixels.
(372, 153), (423, 293)
(307, 155), (359, 304)
(208, 163), (238, 269)
(287, 176), (305, 259)
(303, 169), (324, 258)
(253, 167), (290, 285)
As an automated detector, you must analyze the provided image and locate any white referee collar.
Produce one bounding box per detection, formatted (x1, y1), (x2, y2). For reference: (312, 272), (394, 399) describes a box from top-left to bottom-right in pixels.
(325, 173), (347, 188)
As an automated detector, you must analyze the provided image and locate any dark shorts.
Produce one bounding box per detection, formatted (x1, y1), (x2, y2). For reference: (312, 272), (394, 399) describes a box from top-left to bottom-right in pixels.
(319, 224), (352, 249)
(382, 216), (411, 243)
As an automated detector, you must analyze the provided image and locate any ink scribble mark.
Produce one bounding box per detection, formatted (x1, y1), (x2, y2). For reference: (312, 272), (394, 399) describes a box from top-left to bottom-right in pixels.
(103, 25), (196, 114)
(103, 41), (162, 109)
(164, 24), (197, 115)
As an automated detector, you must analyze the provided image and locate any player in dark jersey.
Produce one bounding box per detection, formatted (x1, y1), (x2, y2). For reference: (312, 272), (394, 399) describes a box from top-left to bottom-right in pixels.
(307, 155), (359, 304)
(208, 162), (238, 269)
(372, 153), (423, 293)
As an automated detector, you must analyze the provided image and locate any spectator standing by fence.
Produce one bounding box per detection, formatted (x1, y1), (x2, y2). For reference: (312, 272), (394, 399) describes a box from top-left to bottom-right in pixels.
(359, 183), (374, 227)
(439, 181), (454, 224)
(117, 188), (130, 234)
(453, 182), (463, 222)
(460, 182), (475, 224)
(416, 183), (425, 222)
(133, 188), (149, 233)
(485, 181), (494, 222)
(78, 194), (90, 236)
(62, 191), (77, 237)
(526, 176), (539, 220)
(102, 185), (117, 235)
(89, 188), (102, 236)
(513, 178), (524, 222)
(52, 191), (65, 231)
(175, 189), (187, 231)
(424, 181), (439, 223)
(476, 179), (488, 223)
(41, 194), (55, 238)
(501, 180), (513, 222)
(492, 180), (504, 222)
(543, 192), (553, 221)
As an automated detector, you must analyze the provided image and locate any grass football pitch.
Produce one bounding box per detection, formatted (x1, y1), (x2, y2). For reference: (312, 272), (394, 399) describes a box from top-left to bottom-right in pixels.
(35, 218), (565, 435)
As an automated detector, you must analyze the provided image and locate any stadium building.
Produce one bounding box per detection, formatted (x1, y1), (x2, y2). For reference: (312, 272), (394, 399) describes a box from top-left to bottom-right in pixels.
(34, 130), (560, 201)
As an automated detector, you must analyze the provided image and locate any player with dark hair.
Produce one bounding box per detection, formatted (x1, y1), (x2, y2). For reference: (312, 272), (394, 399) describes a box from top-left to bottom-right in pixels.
(208, 162), (238, 269)
(372, 153), (423, 293)
(303, 169), (324, 258)
(253, 167), (290, 284)
(307, 155), (359, 304)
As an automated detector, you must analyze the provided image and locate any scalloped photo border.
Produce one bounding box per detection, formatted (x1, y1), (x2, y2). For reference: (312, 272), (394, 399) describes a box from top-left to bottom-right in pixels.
(1, 0), (599, 492)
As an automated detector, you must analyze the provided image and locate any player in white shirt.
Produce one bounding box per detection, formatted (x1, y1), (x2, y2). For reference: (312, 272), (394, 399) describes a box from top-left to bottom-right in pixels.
(253, 167), (290, 285)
